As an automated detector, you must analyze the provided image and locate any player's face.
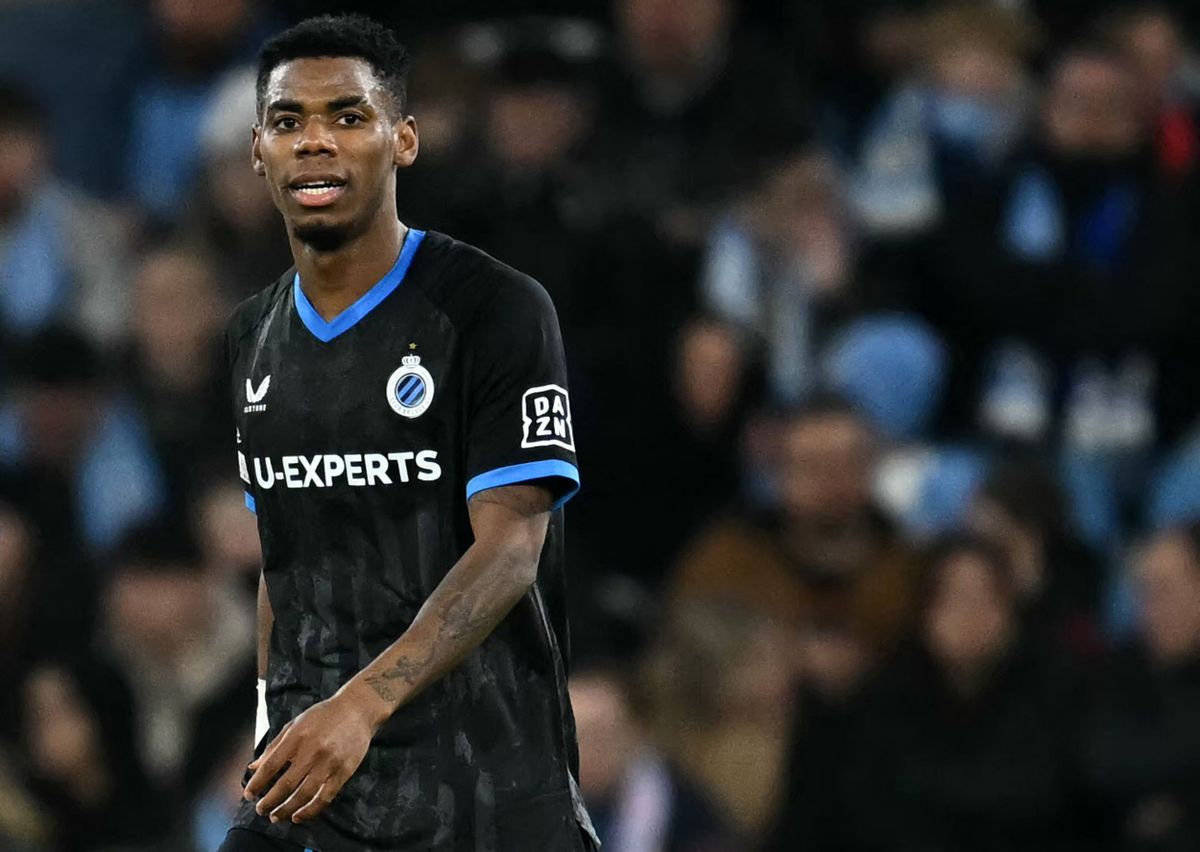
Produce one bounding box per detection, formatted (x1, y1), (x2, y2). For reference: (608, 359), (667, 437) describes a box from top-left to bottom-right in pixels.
(253, 56), (418, 248)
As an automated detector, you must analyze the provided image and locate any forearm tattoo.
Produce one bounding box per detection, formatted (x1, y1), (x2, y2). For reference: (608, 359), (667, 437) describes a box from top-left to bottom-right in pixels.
(363, 584), (498, 702)
(362, 485), (550, 707)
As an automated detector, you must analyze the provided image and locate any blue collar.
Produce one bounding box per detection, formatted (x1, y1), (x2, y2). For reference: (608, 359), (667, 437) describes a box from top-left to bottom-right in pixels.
(293, 228), (426, 342)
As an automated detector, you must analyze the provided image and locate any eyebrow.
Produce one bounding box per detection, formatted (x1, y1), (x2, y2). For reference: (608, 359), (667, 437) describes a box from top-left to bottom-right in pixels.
(265, 95), (369, 115)
(327, 95), (368, 112)
(265, 98), (303, 115)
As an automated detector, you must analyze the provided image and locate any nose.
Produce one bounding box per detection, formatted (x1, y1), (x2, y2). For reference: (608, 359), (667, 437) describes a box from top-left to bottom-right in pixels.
(294, 117), (337, 158)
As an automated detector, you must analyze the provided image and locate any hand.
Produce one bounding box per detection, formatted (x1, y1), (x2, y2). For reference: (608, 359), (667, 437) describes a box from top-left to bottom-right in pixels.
(243, 685), (383, 824)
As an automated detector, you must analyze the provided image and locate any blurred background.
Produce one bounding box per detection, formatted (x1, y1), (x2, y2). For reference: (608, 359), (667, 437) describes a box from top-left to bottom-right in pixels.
(4, 0), (1200, 849)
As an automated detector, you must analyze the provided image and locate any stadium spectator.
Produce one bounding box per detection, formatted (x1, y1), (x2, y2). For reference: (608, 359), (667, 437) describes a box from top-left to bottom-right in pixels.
(580, 0), (808, 241)
(0, 501), (96, 745)
(0, 741), (47, 851)
(841, 535), (1084, 852)
(0, 80), (131, 351)
(21, 656), (170, 851)
(672, 395), (921, 652)
(760, 608), (876, 852)
(967, 459), (1106, 657)
(700, 151), (855, 407)
(847, 3), (1036, 238)
(664, 397), (922, 840)
(642, 599), (796, 840)
(572, 661), (740, 852)
(123, 244), (231, 508)
(1103, 4), (1200, 179)
(550, 230), (705, 582)
(797, 1), (930, 158)
(125, 0), (268, 222)
(192, 478), (263, 601)
(0, 1), (143, 200)
(1078, 520), (1200, 851)
(185, 66), (292, 296)
(431, 17), (604, 311)
(0, 327), (166, 557)
(100, 525), (254, 797)
(620, 316), (748, 558)
(926, 42), (1200, 451)
(393, 36), (487, 230)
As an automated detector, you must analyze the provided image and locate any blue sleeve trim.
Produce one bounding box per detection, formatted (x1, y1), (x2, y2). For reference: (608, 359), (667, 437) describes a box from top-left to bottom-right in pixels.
(244, 492), (257, 514)
(466, 460), (580, 509)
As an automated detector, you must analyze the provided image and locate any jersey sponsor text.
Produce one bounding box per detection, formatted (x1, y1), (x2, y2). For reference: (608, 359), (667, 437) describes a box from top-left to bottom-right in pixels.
(248, 450), (441, 490)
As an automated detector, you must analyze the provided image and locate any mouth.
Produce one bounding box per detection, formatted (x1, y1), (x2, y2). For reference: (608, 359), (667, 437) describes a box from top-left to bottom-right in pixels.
(287, 178), (348, 208)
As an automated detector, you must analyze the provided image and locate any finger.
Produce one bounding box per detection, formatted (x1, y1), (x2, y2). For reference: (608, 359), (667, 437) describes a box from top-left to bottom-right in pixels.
(293, 769), (352, 824)
(245, 729), (295, 799)
(290, 780), (338, 823)
(248, 722), (293, 771)
(254, 760), (310, 817)
(271, 771), (328, 824)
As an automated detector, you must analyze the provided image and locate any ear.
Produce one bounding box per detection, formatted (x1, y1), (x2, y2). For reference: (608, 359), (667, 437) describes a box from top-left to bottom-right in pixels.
(393, 116), (419, 170)
(251, 125), (266, 177)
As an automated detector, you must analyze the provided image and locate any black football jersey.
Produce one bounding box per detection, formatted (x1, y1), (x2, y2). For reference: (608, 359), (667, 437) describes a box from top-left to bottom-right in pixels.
(225, 230), (596, 852)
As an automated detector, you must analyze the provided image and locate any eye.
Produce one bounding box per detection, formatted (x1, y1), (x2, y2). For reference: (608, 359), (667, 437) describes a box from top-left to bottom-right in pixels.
(274, 116), (299, 131)
(337, 113), (364, 126)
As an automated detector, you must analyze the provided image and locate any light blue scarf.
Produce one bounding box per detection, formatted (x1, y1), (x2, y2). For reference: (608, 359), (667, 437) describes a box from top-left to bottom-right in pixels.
(0, 187), (72, 334)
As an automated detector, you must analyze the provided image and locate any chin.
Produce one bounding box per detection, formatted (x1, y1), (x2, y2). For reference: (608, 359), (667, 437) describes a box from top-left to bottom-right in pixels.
(291, 219), (352, 252)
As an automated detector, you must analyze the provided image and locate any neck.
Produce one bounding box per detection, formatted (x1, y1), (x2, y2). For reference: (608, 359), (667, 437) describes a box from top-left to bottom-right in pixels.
(291, 207), (407, 322)
(67, 760), (112, 807)
(635, 42), (725, 113)
(144, 341), (209, 391)
(942, 642), (1011, 699)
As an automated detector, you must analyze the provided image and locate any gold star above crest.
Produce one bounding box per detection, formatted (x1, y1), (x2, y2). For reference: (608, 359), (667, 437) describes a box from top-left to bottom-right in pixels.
(408, 342), (417, 350)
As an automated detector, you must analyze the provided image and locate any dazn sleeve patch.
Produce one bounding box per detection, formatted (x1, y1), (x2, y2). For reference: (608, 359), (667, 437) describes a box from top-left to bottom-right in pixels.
(463, 275), (579, 508)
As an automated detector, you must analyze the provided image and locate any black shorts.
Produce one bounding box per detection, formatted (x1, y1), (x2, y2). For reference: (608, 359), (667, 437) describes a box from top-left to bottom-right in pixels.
(218, 825), (598, 852)
(218, 828), (311, 852)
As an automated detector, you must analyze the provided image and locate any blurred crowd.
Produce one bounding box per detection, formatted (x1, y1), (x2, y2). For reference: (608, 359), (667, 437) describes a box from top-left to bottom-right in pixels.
(4, 0), (1200, 850)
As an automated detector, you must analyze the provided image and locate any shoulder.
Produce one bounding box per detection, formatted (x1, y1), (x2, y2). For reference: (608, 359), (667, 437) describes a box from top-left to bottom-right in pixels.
(678, 516), (779, 562)
(411, 231), (557, 332)
(672, 516), (804, 623)
(859, 646), (935, 714)
(225, 271), (292, 355)
(1086, 644), (1153, 697)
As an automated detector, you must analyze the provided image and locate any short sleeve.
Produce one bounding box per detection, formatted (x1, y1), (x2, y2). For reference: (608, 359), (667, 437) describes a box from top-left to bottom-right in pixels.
(464, 275), (579, 509)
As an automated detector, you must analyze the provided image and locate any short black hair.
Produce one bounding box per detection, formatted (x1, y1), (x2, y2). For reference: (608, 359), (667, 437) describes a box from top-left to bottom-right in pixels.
(978, 458), (1070, 540)
(15, 325), (104, 388)
(1171, 518), (1200, 571)
(0, 78), (48, 135)
(256, 14), (411, 119)
(924, 531), (1017, 605)
(784, 388), (868, 427)
(111, 521), (201, 573)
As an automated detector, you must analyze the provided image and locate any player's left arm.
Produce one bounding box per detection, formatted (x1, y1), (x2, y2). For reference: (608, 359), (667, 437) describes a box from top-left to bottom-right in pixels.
(243, 481), (553, 825)
(354, 482), (552, 710)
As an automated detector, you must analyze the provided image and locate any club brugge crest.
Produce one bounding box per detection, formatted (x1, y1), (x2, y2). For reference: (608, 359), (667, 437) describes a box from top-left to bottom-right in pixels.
(386, 354), (434, 418)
